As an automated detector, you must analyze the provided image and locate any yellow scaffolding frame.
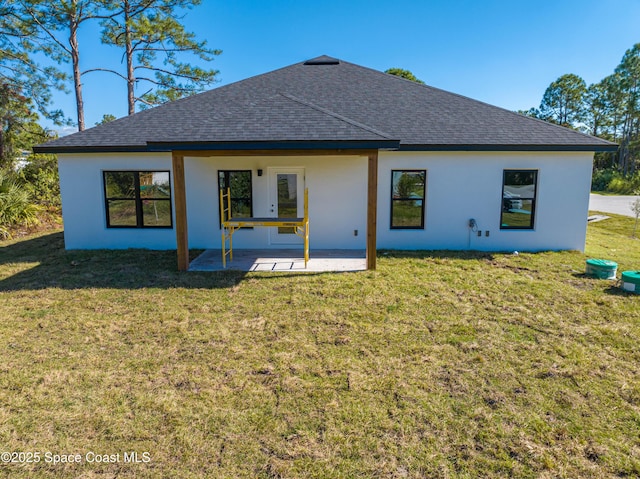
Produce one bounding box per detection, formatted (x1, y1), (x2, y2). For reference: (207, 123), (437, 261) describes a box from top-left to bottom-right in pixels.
(220, 187), (309, 268)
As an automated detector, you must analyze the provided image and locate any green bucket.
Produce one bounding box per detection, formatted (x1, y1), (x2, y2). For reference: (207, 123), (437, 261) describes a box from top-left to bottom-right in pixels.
(621, 271), (640, 294)
(585, 259), (618, 279)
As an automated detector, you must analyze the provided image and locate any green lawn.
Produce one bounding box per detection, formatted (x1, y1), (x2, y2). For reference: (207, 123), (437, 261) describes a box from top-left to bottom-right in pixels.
(0, 214), (638, 478)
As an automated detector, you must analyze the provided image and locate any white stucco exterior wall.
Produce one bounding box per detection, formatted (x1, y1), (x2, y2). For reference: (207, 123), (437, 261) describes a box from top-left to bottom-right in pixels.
(377, 151), (594, 252)
(57, 153), (369, 251)
(58, 153), (176, 249)
(57, 150), (593, 253)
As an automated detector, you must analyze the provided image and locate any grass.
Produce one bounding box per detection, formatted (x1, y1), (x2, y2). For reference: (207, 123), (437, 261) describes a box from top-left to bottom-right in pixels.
(0, 214), (638, 478)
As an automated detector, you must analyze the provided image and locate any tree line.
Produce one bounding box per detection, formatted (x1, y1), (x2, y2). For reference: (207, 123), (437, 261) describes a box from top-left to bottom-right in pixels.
(520, 43), (640, 181)
(1, 0), (219, 167)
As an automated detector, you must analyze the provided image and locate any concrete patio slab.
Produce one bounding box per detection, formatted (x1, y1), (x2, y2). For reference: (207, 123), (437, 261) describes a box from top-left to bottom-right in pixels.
(188, 249), (367, 272)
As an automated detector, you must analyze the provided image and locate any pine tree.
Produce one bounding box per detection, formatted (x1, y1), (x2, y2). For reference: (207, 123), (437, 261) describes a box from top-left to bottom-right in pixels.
(99, 0), (220, 114)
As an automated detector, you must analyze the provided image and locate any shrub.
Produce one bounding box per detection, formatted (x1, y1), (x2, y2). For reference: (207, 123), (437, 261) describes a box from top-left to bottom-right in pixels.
(592, 168), (640, 194)
(591, 169), (619, 191)
(18, 155), (60, 208)
(0, 170), (40, 238)
(608, 172), (640, 194)
(607, 176), (629, 193)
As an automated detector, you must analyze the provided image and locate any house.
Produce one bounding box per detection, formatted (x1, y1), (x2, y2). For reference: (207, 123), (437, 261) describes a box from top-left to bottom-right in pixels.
(34, 55), (617, 271)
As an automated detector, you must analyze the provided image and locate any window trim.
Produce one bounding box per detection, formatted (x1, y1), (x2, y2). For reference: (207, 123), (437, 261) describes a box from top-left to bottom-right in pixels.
(103, 170), (173, 229)
(500, 169), (538, 230)
(217, 170), (253, 228)
(390, 169), (426, 230)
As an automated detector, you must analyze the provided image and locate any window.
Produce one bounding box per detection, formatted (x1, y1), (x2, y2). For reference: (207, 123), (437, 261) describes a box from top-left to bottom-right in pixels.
(104, 171), (172, 228)
(218, 170), (253, 226)
(391, 170), (426, 229)
(500, 170), (537, 229)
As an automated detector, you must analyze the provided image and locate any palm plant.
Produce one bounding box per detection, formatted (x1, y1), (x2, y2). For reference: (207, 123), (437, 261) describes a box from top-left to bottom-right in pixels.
(0, 170), (40, 238)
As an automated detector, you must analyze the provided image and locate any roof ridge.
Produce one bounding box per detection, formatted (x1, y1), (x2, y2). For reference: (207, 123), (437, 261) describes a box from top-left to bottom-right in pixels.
(279, 92), (395, 140)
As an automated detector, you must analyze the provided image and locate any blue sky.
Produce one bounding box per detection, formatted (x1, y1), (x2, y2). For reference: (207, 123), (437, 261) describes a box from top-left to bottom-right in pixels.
(46, 0), (640, 133)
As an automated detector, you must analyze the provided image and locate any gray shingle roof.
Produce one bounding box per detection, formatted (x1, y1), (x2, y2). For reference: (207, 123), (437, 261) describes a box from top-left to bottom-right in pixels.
(35, 55), (617, 153)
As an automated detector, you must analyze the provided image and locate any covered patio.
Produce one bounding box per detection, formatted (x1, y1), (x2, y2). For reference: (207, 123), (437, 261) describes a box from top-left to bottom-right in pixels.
(171, 149), (381, 272)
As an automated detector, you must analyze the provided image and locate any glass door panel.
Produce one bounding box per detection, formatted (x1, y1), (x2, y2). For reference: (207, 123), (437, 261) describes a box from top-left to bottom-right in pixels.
(269, 168), (304, 244)
(277, 173), (298, 233)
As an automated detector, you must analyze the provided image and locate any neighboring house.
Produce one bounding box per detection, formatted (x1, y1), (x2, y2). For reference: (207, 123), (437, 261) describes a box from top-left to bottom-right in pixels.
(34, 55), (617, 270)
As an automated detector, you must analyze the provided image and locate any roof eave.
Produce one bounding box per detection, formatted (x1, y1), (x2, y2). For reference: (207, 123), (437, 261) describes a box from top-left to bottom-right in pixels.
(32, 144), (151, 154)
(34, 141), (618, 155)
(398, 143), (619, 153)
(34, 139), (401, 155)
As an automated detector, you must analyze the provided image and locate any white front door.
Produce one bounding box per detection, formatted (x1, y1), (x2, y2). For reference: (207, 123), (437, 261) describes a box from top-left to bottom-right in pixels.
(268, 168), (305, 244)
